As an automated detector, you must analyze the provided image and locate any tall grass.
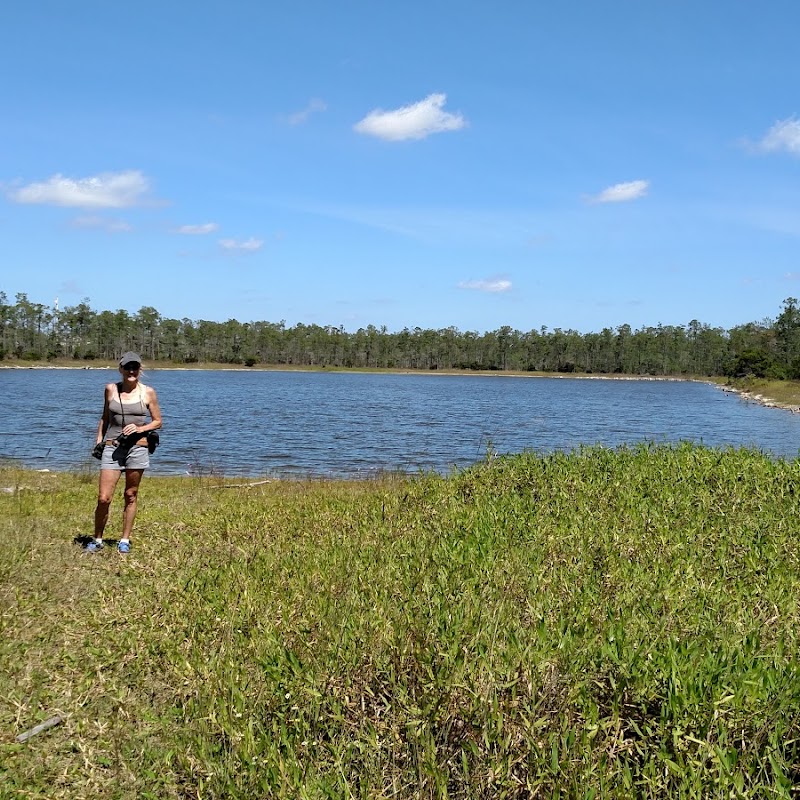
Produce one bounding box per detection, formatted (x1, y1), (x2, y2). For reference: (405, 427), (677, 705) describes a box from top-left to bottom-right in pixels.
(1, 443), (798, 798)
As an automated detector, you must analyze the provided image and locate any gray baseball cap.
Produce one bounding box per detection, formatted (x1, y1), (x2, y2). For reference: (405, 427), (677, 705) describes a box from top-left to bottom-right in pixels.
(119, 352), (142, 367)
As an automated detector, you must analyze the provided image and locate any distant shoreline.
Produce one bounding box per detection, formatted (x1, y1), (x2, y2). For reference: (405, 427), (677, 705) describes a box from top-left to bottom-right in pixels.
(0, 361), (696, 380)
(0, 361), (701, 384)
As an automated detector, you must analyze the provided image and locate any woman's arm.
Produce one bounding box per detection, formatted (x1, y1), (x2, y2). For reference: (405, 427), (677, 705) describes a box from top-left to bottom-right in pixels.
(95, 384), (112, 444)
(140, 386), (162, 432)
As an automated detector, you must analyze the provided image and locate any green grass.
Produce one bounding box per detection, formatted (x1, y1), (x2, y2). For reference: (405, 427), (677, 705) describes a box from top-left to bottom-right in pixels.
(1, 444), (799, 798)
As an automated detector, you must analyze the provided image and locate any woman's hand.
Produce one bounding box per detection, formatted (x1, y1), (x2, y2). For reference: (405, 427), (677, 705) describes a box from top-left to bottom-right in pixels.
(122, 424), (140, 436)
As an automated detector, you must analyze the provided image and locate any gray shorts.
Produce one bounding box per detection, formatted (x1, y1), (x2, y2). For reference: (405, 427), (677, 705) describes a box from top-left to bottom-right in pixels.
(100, 443), (150, 471)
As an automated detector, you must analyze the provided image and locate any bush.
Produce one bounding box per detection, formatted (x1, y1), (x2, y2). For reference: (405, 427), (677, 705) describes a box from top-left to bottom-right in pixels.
(726, 349), (776, 378)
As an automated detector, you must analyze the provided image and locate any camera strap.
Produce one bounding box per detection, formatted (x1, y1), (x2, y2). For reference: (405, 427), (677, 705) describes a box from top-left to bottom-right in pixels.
(117, 383), (126, 430)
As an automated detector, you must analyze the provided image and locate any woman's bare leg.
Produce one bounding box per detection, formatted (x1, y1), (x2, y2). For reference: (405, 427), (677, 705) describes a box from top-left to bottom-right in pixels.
(94, 469), (122, 539)
(122, 469), (144, 540)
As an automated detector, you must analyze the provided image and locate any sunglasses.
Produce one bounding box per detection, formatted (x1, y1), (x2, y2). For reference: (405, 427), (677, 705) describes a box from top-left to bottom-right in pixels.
(122, 364), (141, 371)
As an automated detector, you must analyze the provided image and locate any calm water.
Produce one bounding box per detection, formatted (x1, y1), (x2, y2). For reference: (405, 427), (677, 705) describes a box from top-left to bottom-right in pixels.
(1, 368), (798, 476)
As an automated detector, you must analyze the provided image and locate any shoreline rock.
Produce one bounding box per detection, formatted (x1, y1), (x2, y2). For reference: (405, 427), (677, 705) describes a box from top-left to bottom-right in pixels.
(718, 385), (800, 414)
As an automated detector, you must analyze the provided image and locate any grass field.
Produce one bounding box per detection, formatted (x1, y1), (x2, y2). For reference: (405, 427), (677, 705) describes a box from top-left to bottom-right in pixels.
(1, 444), (799, 798)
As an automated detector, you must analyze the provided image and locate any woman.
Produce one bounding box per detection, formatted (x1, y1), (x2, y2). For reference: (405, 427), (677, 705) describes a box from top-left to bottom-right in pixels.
(87, 351), (163, 554)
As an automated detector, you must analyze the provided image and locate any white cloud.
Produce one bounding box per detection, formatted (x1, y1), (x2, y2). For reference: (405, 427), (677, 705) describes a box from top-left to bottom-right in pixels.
(287, 98), (327, 125)
(175, 222), (219, 235)
(758, 117), (800, 155)
(589, 180), (649, 204)
(458, 278), (512, 293)
(785, 272), (800, 281)
(218, 237), (264, 252)
(71, 215), (132, 232)
(9, 170), (150, 208)
(354, 93), (466, 141)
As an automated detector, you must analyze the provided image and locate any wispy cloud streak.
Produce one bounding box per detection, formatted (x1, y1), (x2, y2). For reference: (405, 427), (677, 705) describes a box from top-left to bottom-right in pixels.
(175, 223), (219, 234)
(288, 98), (327, 125)
(458, 278), (512, 293)
(219, 237), (264, 252)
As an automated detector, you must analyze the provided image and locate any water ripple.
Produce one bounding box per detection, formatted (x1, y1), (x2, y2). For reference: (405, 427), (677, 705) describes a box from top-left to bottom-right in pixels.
(1, 369), (798, 475)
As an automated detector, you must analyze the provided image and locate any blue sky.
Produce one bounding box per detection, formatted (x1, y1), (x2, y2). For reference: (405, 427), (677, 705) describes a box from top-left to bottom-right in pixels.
(1, 1), (799, 334)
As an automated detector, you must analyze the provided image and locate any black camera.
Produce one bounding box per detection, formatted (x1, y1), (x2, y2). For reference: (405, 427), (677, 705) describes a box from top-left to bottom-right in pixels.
(115, 432), (134, 447)
(91, 442), (104, 460)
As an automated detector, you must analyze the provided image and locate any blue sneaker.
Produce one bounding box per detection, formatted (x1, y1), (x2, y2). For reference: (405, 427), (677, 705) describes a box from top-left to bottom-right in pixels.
(118, 541), (131, 554)
(85, 540), (104, 553)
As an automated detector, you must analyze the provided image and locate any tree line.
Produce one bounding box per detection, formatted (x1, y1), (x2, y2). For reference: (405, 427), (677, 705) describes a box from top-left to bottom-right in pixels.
(2, 291), (800, 379)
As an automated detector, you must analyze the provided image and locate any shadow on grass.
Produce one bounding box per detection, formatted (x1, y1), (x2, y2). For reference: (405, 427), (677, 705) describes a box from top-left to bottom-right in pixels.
(73, 535), (120, 548)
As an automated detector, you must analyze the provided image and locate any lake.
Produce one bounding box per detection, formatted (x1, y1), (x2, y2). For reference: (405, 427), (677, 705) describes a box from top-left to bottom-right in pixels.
(1, 368), (798, 476)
